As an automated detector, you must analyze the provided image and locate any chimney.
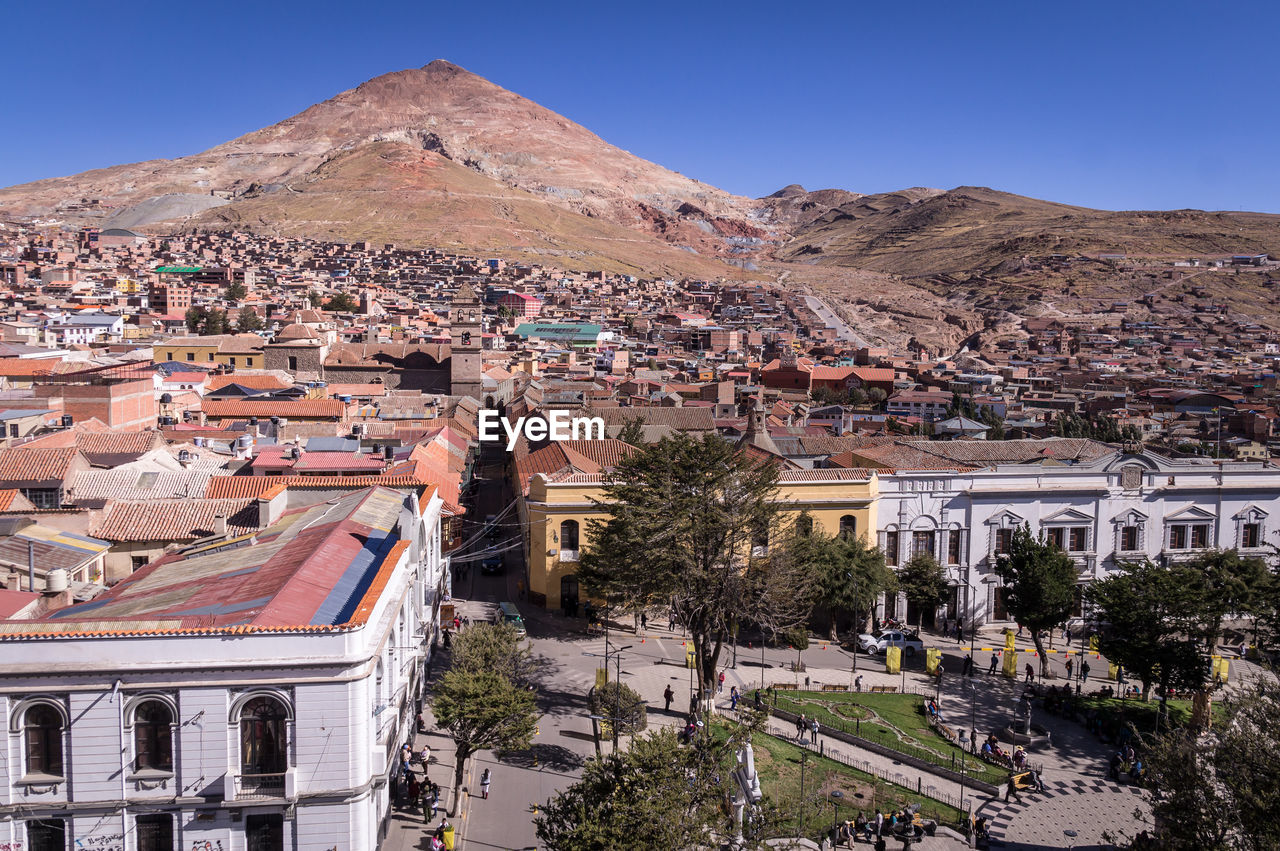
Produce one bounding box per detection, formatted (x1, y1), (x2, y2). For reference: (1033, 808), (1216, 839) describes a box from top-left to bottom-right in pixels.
(213, 515), (228, 537)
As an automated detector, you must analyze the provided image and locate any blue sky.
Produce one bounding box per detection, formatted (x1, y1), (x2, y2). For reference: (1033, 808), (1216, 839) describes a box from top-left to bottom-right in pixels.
(2, 0), (1275, 212)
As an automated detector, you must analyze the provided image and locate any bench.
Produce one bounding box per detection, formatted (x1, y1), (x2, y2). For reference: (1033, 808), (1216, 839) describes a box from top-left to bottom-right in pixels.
(821, 684), (849, 692)
(585, 623), (605, 637)
(869, 685), (898, 694)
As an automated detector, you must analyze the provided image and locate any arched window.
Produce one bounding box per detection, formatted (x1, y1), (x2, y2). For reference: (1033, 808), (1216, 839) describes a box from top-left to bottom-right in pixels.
(839, 515), (857, 539)
(560, 520), (580, 554)
(239, 696), (288, 775)
(133, 700), (173, 772)
(24, 704), (64, 776)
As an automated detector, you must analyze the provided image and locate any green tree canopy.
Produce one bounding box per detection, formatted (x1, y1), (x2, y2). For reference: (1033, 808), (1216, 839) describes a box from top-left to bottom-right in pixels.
(993, 524), (1077, 675)
(1085, 559), (1209, 702)
(224, 281), (247, 302)
(307, 290), (323, 308)
(588, 680), (647, 740)
(579, 434), (815, 704)
(236, 306), (263, 333)
(897, 552), (949, 631)
(325, 291), (359, 312)
(536, 722), (768, 850)
(789, 515), (895, 640)
(617, 417), (645, 447)
(1142, 679), (1280, 850)
(1185, 549), (1270, 653)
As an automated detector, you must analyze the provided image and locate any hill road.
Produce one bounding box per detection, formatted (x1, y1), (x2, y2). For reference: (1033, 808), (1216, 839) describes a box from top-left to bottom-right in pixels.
(804, 294), (873, 349)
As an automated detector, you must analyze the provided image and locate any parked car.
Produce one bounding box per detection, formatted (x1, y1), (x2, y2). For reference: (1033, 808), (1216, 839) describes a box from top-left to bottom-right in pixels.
(858, 629), (924, 657)
(481, 556), (504, 575)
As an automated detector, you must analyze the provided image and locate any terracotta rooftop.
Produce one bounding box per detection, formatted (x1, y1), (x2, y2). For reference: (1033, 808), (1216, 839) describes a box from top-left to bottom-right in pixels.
(201, 399), (347, 419)
(91, 498), (259, 542)
(0, 448), (84, 485)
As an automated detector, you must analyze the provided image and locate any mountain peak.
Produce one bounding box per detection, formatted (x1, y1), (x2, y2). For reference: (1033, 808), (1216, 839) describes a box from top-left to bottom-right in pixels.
(421, 58), (467, 73)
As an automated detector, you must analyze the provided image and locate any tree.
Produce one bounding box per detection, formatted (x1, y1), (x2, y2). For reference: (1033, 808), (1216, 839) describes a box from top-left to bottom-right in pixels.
(579, 434), (814, 704)
(617, 417), (645, 447)
(1084, 559), (1209, 703)
(791, 517), (895, 641)
(236, 306), (263, 333)
(867, 387), (887, 407)
(203, 308), (228, 335)
(993, 524), (1077, 676)
(897, 553), (949, 632)
(325, 291), (359, 312)
(535, 728), (736, 850)
(588, 681), (647, 739)
(307, 290), (323, 308)
(184, 306), (203, 334)
(224, 281), (247, 302)
(431, 668), (537, 797)
(450, 621), (540, 688)
(1185, 549), (1270, 653)
(1142, 679), (1280, 850)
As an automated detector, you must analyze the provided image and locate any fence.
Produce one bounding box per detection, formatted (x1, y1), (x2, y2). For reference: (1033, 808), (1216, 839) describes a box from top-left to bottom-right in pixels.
(760, 724), (966, 826)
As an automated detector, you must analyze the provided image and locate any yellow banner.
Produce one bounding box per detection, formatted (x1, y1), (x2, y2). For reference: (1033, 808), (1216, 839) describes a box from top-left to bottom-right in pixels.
(1004, 629), (1017, 652)
(1002, 650), (1018, 678)
(595, 666), (608, 689)
(1211, 655), (1229, 684)
(926, 648), (941, 676)
(1108, 663), (1119, 681)
(1089, 634), (1099, 654)
(885, 645), (901, 674)
(686, 645), (696, 669)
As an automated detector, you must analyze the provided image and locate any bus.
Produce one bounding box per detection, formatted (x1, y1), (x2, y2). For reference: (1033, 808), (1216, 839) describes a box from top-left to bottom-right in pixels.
(497, 602), (527, 638)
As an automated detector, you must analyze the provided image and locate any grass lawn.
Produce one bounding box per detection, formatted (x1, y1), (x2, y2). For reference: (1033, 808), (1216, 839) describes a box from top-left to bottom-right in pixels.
(772, 690), (1005, 785)
(712, 722), (967, 841)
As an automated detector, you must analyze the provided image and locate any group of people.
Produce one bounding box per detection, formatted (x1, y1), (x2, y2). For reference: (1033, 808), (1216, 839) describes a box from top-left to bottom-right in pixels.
(831, 807), (926, 847)
(1109, 743), (1146, 786)
(794, 712), (820, 743)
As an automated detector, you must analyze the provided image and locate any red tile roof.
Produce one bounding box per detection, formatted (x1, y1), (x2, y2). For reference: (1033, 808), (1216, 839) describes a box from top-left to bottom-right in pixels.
(91, 498), (258, 542)
(204, 474), (434, 499)
(0, 448), (84, 485)
(201, 399), (347, 419)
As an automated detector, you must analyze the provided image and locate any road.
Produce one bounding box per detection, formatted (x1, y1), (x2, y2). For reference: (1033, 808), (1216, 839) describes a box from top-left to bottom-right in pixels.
(803, 294), (873, 349)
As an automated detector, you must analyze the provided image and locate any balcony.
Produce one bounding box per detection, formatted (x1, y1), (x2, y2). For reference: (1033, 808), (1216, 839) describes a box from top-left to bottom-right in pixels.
(227, 770), (291, 801)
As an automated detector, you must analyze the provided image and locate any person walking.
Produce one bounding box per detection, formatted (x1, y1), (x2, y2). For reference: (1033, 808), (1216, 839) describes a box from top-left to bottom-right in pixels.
(855, 674), (864, 693)
(729, 685), (739, 711)
(1082, 660), (1091, 681)
(1005, 775), (1022, 803)
(796, 713), (807, 741)
(718, 670), (726, 694)
(809, 715), (819, 744)
(955, 618), (964, 643)
(874, 809), (884, 839)
(1025, 662), (1035, 683)
(663, 685), (674, 713)
(479, 767), (491, 800)
(989, 653), (1000, 675)
(669, 609), (677, 630)
(1065, 657), (1074, 680)
(962, 653), (973, 677)
(640, 611), (648, 631)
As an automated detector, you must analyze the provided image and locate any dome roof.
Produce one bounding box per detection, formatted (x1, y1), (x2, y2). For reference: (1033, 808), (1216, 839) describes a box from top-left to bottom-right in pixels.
(276, 323), (320, 341)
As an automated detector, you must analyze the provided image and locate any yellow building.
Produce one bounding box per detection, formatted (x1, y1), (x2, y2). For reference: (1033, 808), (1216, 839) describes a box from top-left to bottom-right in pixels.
(520, 462), (879, 611)
(153, 334), (265, 369)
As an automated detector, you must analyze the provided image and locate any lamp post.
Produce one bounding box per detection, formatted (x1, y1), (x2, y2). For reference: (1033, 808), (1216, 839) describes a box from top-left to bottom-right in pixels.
(583, 644), (632, 753)
(798, 750), (809, 839)
(829, 789), (844, 836)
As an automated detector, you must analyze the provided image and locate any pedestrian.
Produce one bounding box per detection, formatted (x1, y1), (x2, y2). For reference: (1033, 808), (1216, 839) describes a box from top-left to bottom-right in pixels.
(935, 662), (944, 689)
(664, 685), (674, 713)
(1082, 660), (1091, 681)
(989, 653), (999, 675)
(1005, 776), (1022, 803)
(1025, 662), (1035, 683)
(955, 618), (964, 643)
(669, 609), (677, 630)
(1109, 750), (1123, 782)
(479, 767), (491, 799)
(809, 715), (819, 744)
(796, 713), (806, 740)
(416, 710), (425, 733)
(729, 685), (739, 711)
(640, 611), (648, 631)
(754, 689), (763, 709)
(962, 653), (973, 677)
(874, 809), (884, 838)
(855, 674), (864, 693)
(1017, 622), (1024, 637)
(1065, 657), (1074, 680)
(718, 670), (726, 694)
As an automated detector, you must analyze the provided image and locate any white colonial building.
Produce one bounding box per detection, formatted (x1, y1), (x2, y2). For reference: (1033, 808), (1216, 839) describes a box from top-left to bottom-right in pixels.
(0, 485), (449, 851)
(875, 442), (1280, 627)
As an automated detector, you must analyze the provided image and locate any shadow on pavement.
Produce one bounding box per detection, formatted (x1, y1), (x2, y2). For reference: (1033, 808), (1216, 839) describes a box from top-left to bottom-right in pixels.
(498, 743), (587, 772)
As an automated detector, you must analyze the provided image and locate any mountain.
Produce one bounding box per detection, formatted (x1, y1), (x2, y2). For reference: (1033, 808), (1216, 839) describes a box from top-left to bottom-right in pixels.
(4, 61), (1280, 349)
(778, 185), (1280, 276)
(0, 60), (772, 275)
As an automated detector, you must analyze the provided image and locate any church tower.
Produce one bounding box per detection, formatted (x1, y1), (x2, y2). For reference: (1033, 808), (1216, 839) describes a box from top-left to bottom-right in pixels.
(449, 283), (484, 400)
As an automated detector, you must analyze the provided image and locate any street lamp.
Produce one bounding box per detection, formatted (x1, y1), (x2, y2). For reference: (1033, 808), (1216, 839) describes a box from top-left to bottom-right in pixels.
(797, 750), (809, 839)
(583, 644), (632, 753)
(829, 789), (844, 836)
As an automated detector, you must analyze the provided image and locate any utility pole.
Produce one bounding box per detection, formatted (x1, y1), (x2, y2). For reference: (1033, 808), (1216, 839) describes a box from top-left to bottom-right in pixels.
(798, 750), (809, 839)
